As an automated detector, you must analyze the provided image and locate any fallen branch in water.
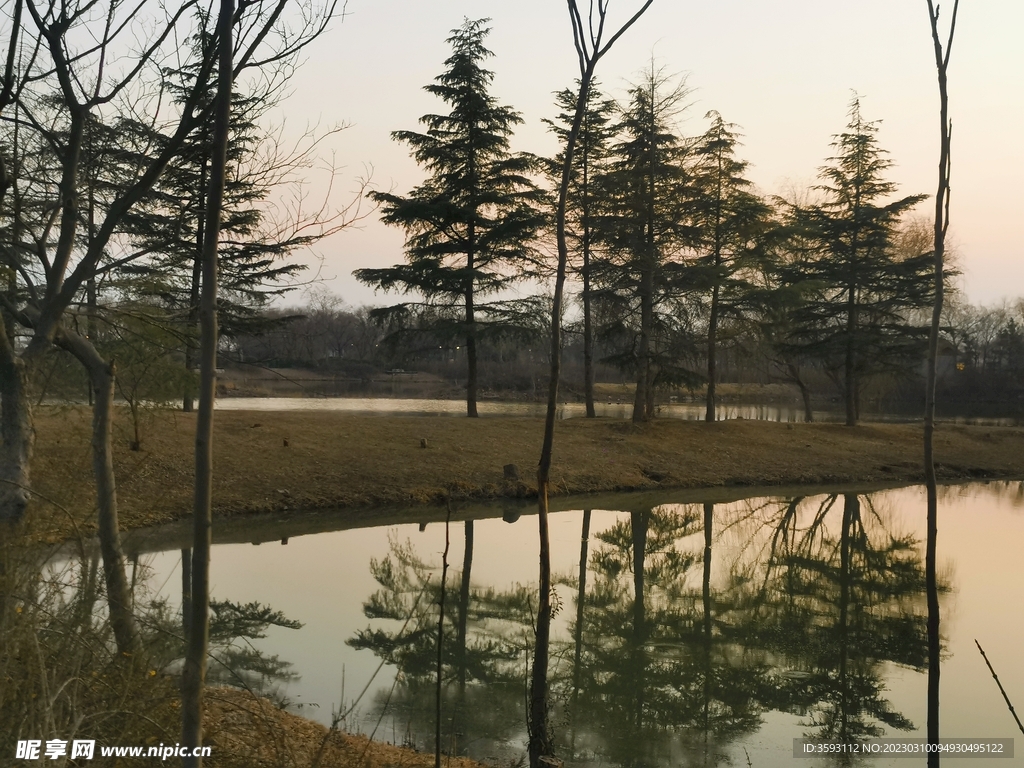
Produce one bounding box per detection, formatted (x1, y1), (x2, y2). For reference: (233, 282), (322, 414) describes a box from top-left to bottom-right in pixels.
(975, 639), (1024, 735)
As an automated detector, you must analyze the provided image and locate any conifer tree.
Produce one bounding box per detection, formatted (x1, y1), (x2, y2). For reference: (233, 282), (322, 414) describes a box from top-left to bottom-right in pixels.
(777, 98), (932, 425)
(691, 112), (770, 421)
(593, 67), (702, 422)
(356, 18), (543, 417)
(125, 25), (311, 410)
(544, 81), (617, 417)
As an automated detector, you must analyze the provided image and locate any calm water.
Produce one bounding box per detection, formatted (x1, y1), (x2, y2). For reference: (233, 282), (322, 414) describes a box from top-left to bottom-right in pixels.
(139, 482), (1024, 767)
(215, 396), (1022, 426)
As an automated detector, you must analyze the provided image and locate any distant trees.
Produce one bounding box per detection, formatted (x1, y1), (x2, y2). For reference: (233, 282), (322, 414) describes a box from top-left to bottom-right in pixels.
(772, 99), (933, 426)
(232, 296), (381, 369)
(356, 18), (544, 418)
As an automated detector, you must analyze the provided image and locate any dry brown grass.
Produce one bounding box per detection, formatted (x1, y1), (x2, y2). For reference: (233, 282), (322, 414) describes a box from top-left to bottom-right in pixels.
(23, 405), (1024, 543)
(204, 688), (486, 768)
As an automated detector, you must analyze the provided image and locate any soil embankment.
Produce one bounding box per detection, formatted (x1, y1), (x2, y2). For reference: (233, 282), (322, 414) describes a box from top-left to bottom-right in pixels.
(25, 406), (1024, 543)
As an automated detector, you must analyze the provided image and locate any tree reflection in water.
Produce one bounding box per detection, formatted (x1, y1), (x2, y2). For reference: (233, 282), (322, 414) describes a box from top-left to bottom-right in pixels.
(0, 545), (302, 757)
(349, 492), (940, 767)
(735, 493), (937, 747)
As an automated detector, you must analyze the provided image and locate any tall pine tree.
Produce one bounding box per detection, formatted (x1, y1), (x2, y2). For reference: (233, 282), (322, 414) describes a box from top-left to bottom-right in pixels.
(593, 67), (702, 422)
(777, 98), (932, 425)
(544, 81), (617, 418)
(356, 18), (543, 417)
(691, 112), (770, 421)
(124, 22), (315, 410)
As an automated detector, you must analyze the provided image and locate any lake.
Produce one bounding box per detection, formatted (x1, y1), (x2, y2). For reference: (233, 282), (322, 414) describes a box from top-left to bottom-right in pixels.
(215, 396), (1021, 426)
(133, 481), (1024, 767)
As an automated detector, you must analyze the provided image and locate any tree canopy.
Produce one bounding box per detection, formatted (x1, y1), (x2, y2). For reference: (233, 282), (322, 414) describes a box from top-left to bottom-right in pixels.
(356, 18), (543, 417)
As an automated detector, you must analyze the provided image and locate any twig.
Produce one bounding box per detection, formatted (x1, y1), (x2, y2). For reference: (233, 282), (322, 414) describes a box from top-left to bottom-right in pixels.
(315, 577), (432, 768)
(975, 639), (1024, 735)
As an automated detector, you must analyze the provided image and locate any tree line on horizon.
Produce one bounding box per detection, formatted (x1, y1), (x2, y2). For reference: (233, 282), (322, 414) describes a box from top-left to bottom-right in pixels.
(26, 19), (1015, 431)
(353, 20), (938, 428)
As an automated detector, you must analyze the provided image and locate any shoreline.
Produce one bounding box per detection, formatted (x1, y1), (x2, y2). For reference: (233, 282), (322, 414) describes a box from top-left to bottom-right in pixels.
(22, 406), (1024, 544)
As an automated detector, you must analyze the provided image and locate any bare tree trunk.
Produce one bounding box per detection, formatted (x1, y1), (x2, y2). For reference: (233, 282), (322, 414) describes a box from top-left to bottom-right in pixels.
(582, 155), (595, 418)
(89, 357), (137, 654)
(465, 225), (478, 418)
(182, 1), (232, 762)
(582, 255), (595, 418)
(845, 288), (857, 426)
(706, 284), (719, 422)
(0, 337), (32, 520)
(924, 2), (957, 763)
(56, 328), (139, 654)
(531, 5), (654, 765)
(184, 160), (207, 414)
(706, 152), (723, 423)
(633, 263), (653, 423)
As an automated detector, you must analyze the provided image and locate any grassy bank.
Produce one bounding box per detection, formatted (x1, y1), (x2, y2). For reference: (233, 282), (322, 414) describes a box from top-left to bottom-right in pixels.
(24, 405), (1024, 543)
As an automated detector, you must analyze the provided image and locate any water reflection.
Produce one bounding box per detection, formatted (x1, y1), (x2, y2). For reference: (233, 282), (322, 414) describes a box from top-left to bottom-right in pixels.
(111, 481), (1024, 767)
(214, 396), (1024, 426)
(0, 542), (303, 757)
(340, 490), (951, 766)
(731, 494), (934, 745)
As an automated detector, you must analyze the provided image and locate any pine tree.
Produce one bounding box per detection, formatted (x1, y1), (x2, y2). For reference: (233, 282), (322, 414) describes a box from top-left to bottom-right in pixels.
(777, 98), (932, 425)
(544, 81), (617, 418)
(355, 18), (543, 417)
(592, 67), (703, 422)
(691, 112), (771, 421)
(124, 24), (310, 410)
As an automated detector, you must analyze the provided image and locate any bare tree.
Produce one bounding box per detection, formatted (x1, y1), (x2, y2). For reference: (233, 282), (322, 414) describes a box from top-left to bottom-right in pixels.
(0, 0), (344, 659)
(180, 0), (233, 761)
(924, 1), (958, 764)
(530, 2), (655, 765)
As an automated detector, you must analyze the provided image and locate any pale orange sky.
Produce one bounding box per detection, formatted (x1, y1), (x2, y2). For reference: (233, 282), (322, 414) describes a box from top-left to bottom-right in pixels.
(276, 0), (1023, 308)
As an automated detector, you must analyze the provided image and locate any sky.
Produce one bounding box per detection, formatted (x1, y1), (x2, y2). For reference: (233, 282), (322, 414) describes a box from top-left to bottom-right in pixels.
(273, 0), (1023, 309)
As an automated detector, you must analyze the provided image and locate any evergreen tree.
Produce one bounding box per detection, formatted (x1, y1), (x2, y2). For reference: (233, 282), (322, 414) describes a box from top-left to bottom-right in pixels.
(543, 81), (617, 417)
(124, 23), (316, 410)
(355, 18), (543, 417)
(777, 99), (932, 425)
(691, 112), (771, 421)
(592, 67), (704, 422)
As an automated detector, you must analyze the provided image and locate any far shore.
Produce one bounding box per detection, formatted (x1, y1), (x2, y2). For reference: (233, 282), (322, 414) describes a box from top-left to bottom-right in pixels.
(21, 406), (1024, 545)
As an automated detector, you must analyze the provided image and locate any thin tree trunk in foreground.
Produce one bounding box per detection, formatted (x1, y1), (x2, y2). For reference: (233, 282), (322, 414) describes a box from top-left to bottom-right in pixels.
(181, 1), (232, 763)
(91, 359), (137, 654)
(0, 344), (32, 520)
(56, 328), (138, 654)
(924, 2), (958, 764)
(531, 5), (654, 766)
